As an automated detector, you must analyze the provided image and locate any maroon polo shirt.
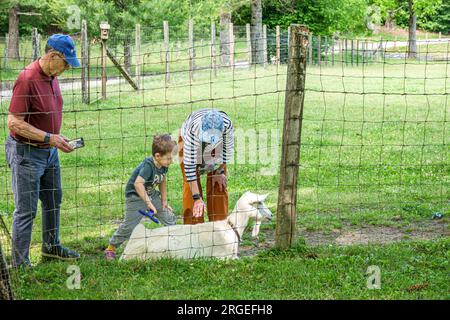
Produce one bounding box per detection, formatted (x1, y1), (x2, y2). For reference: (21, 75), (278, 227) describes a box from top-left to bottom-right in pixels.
(8, 59), (63, 145)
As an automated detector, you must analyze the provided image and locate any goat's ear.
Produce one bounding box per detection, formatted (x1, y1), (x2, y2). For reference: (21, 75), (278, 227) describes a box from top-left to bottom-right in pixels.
(256, 193), (269, 203)
(243, 191), (259, 204)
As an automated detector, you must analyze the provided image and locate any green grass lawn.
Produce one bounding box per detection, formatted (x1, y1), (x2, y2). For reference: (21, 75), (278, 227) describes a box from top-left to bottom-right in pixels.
(0, 55), (448, 299)
(11, 238), (450, 299)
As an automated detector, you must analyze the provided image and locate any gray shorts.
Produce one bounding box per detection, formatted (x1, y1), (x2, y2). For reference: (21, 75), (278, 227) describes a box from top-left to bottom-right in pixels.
(109, 189), (177, 248)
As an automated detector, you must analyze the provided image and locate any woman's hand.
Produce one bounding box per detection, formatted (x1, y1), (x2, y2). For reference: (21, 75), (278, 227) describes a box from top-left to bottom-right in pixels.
(193, 199), (206, 218)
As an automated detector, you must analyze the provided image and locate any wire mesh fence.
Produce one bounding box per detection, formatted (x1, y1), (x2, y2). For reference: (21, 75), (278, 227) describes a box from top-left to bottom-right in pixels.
(0, 22), (448, 298)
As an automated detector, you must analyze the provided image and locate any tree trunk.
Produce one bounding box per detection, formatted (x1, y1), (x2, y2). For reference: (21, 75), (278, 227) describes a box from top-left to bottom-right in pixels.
(219, 10), (231, 66)
(384, 10), (394, 30)
(407, 0), (417, 59)
(7, 5), (20, 60)
(251, 0), (264, 65)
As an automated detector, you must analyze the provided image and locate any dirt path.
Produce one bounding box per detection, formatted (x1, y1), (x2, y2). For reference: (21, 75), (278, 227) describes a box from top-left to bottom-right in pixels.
(240, 219), (449, 257)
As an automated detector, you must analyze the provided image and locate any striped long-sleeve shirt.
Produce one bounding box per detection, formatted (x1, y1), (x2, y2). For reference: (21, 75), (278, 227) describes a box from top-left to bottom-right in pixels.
(181, 109), (234, 182)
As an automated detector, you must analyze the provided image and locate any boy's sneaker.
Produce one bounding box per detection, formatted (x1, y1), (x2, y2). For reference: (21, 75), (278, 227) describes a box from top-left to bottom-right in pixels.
(42, 244), (80, 261)
(104, 249), (116, 260)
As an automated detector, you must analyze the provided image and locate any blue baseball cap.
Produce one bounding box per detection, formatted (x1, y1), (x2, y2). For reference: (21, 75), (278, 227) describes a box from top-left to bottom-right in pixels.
(46, 34), (80, 67)
(200, 110), (224, 144)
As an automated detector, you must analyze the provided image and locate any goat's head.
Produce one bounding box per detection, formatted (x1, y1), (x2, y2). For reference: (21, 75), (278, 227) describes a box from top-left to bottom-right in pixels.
(238, 191), (273, 238)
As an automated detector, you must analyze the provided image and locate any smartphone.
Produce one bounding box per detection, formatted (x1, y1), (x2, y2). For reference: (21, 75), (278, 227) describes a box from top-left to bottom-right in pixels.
(68, 138), (85, 149)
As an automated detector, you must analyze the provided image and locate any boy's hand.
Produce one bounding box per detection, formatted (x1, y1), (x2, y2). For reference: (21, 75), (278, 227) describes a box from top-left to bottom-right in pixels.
(146, 201), (157, 214)
(162, 200), (173, 212)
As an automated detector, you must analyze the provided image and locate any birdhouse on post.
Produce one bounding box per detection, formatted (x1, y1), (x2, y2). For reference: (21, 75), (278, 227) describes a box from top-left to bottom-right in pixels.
(100, 22), (110, 40)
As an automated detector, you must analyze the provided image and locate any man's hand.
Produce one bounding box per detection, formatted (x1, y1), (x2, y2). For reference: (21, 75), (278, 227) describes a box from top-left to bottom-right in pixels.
(49, 134), (74, 153)
(212, 172), (227, 192)
(193, 199), (206, 218)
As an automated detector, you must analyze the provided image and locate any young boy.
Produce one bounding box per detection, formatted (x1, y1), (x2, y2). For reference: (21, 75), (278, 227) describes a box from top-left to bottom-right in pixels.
(104, 134), (177, 260)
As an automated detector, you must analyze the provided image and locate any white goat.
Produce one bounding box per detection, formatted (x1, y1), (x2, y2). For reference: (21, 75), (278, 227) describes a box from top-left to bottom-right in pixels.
(120, 192), (272, 261)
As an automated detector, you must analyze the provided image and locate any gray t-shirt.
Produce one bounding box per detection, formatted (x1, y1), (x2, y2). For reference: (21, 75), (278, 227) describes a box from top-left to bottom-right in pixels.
(125, 157), (168, 198)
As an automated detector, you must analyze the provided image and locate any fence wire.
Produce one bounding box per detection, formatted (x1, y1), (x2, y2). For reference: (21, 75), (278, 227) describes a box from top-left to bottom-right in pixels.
(0, 25), (448, 298)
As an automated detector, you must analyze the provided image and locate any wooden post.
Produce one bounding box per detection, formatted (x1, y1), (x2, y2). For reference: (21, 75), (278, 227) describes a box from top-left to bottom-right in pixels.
(31, 28), (40, 61)
(211, 22), (217, 77)
(100, 22), (110, 100)
(81, 20), (89, 103)
(361, 40), (365, 65)
(324, 36), (328, 66)
(351, 39), (354, 66)
(246, 23), (252, 67)
(338, 38), (342, 65)
(176, 41), (181, 59)
(201, 39), (204, 58)
(263, 24), (268, 67)
(188, 19), (195, 82)
(0, 241), (14, 300)
(276, 25), (280, 65)
(345, 39), (348, 65)
(135, 24), (142, 90)
(356, 39), (359, 66)
(229, 22), (235, 70)
(163, 21), (170, 83)
(3, 34), (9, 68)
(332, 36), (335, 66)
(308, 33), (312, 65)
(106, 49), (138, 90)
(317, 35), (321, 65)
(275, 24), (309, 249)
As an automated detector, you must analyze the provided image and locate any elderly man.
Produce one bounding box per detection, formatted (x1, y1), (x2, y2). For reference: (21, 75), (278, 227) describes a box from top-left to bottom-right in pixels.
(5, 34), (81, 268)
(178, 109), (234, 224)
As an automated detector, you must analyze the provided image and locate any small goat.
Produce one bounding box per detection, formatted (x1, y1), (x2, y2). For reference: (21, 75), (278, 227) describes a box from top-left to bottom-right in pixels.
(120, 192), (272, 260)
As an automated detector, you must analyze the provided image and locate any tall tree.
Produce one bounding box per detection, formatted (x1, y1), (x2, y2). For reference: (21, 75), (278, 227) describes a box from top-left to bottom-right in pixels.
(219, 8), (232, 66)
(7, 1), (20, 59)
(251, 0), (264, 65)
(407, 0), (417, 58)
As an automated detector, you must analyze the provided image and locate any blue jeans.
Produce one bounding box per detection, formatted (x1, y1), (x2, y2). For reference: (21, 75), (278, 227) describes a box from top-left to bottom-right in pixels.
(5, 135), (62, 267)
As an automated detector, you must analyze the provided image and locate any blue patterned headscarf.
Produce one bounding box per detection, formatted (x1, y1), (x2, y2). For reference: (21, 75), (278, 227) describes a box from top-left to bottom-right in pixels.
(200, 110), (224, 144)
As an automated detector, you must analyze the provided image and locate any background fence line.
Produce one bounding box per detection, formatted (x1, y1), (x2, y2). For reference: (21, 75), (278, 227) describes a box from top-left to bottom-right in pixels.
(0, 22), (448, 299)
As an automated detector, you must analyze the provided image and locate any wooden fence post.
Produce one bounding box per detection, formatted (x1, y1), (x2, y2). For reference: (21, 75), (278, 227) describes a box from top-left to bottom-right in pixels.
(263, 24), (268, 68)
(0, 241), (14, 300)
(275, 24), (309, 249)
(332, 36), (335, 66)
(31, 28), (40, 61)
(3, 34), (9, 68)
(229, 22), (234, 70)
(317, 35), (321, 65)
(211, 21), (217, 77)
(81, 20), (89, 103)
(135, 23), (141, 90)
(100, 21), (110, 100)
(188, 19), (195, 82)
(308, 33), (312, 65)
(276, 25), (280, 65)
(246, 23), (252, 67)
(163, 21), (170, 83)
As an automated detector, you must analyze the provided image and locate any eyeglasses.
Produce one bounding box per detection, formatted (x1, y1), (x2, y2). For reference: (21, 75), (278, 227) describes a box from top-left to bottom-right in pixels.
(56, 52), (69, 68)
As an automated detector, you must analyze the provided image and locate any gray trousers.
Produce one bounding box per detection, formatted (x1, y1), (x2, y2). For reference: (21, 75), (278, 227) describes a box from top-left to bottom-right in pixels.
(5, 135), (62, 267)
(109, 190), (177, 248)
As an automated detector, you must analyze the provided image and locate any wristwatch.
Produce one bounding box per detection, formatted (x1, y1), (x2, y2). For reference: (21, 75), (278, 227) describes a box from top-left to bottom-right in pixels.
(192, 193), (202, 201)
(43, 132), (51, 144)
